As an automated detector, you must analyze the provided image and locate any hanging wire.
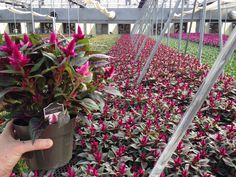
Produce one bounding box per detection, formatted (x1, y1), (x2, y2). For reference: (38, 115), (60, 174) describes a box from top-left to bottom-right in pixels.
(13, 0), (17, 34)
(184, 0), (198, 55)
(178, 0), (184, 53)
(197, 0), (207, 64)
(218, 0), (223, 50)
(166, 0), (172, 46)
(68, 1), (71, 37)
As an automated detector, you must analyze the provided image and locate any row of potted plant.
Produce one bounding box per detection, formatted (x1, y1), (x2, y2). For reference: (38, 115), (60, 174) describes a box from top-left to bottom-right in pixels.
(5, 33), (236, 176)
(168, 33), (229, 47)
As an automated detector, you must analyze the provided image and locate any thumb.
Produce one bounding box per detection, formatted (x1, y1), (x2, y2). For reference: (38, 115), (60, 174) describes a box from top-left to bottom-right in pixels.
(17, 139), (53, 154)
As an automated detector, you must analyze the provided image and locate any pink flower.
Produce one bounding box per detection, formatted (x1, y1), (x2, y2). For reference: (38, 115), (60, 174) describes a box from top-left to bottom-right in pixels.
(73, 25), (85, 42)
(49, 31), (58, 44)
(22, 33), (32, 48)
(1, 32), (15, 54)
(140, 136), (148, 146)
(182, 169), (189, 177)
(104, 66), (115, 79)
(174, 156), (182, 167)
(76, 62), (91, 76)
(9, 44), (29, 70)
(62, 40), (76, 57)
(118, 163), (127, 175)
(67, 166), (76, 177)
(49, 114), (58, 124)
(94, 151), (102, 163)
(219, 147), (227, 156)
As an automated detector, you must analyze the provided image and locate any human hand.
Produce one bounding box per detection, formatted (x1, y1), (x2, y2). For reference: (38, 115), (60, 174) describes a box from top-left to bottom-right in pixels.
(0, 121), (53, 177)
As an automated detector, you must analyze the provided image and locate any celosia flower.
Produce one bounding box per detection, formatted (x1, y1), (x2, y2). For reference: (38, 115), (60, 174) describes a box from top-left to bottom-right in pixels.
(22, 33), (33, 48)
(104, 66), (115, 79)
(174, 156), (182, 167)
(67, 166), (76, 177)
(118, 163), (127, 176)
(76, 62), (91, 76)
(94, 151), (102, 163)
(73, 25), (85, 42)
(9, 44), (29, 70)
(49, 31), (58, 44)
(1, 32), (15, 54)
(62, 40), (76, 57)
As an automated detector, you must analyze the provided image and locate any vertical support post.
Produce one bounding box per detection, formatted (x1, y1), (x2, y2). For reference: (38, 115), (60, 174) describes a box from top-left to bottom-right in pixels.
(184, 0), (198, 55)
(218, 0), (223, 51)
(178, 0), (184, 53)
(53, 0), (56, 32)
(68, 1), (71, 37)
(197, 0), (207, 64)
(167, 0), (172, 46)
(30, 0), (35, 33)
(149, 26), (236, 177)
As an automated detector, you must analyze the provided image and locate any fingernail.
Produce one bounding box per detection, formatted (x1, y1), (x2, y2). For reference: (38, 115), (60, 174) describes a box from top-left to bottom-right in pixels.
(46, 139), (53, 147)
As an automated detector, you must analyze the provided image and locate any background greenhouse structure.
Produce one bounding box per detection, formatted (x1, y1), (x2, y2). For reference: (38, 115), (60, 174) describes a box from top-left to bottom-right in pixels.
(0, 0), (235, 176)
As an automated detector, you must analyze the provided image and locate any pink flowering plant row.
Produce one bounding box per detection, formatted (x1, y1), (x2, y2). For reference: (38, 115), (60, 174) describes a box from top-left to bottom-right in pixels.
(0, 26), (119, 141)
(9, 34), (236, 176)
(62, 35), (236, 177)
(169, 33), (229, 47)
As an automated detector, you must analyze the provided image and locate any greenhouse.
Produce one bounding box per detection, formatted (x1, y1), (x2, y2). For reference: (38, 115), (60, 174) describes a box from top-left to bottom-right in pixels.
(0, 0), (235, 176)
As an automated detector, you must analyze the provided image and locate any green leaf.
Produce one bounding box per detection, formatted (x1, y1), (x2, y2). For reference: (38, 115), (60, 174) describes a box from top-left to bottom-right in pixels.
(70, 56), (89, 67)
(29, 118), (47, 143)
(87, 54), (113, 59)
(0, 51), (8, 57)
(65, 64), (76, 79)
(42, 51), (58, 64)
(103, 86), (123, 96)
(20, 42), (29, 52)
(32, 43), (53, 52)
(89, 92), (105, 112)
(0, 87), (24, 101)
(0, 69), (20, 74)
(80, 98), (99, 111)
(30, 58), (45, 73)
(0, 77), (17, 86)
(57, 110), (70, 128)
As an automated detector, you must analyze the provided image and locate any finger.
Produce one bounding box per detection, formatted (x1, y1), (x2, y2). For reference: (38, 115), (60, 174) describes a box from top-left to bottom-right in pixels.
(17, 139), (53, 154)
(2, 120), (14, 138)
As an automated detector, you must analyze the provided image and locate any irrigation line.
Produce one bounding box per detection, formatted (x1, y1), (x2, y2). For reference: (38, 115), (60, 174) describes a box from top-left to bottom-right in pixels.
(149, 23), (236, 177)
(197, 0), (207, 64)
(178, 0), (184, 53)
(184, 0), (198, 55)
(167, 0), (172, 46)
(137, 0), (182, 84)
(218, 0), (223, 51)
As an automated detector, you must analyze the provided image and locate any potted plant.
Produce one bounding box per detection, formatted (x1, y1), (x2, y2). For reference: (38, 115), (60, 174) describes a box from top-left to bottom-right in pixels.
(0, 26), (119, 170)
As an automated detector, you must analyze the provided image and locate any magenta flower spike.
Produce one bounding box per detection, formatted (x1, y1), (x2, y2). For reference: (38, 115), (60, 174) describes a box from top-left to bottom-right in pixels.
(62, 39), (76, 57)
(9, 44), (29, 70)
(50, 31), (58, 44)
(67, 166), (76, 177)
(73, 24), (85, 42)
(1, 32), (15, 54)
(23, 33), (33, 48)
(76, 61), (91, 76)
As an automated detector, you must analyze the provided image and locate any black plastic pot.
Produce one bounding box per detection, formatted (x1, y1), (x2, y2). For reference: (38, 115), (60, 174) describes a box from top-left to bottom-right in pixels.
(13, 118), (75, 170)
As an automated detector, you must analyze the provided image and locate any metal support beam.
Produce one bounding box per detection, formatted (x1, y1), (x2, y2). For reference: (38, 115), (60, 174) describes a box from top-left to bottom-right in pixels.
(197, 0), (207, 64)
(137, 0), (182, 84)
(149, 24), (236, 177)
